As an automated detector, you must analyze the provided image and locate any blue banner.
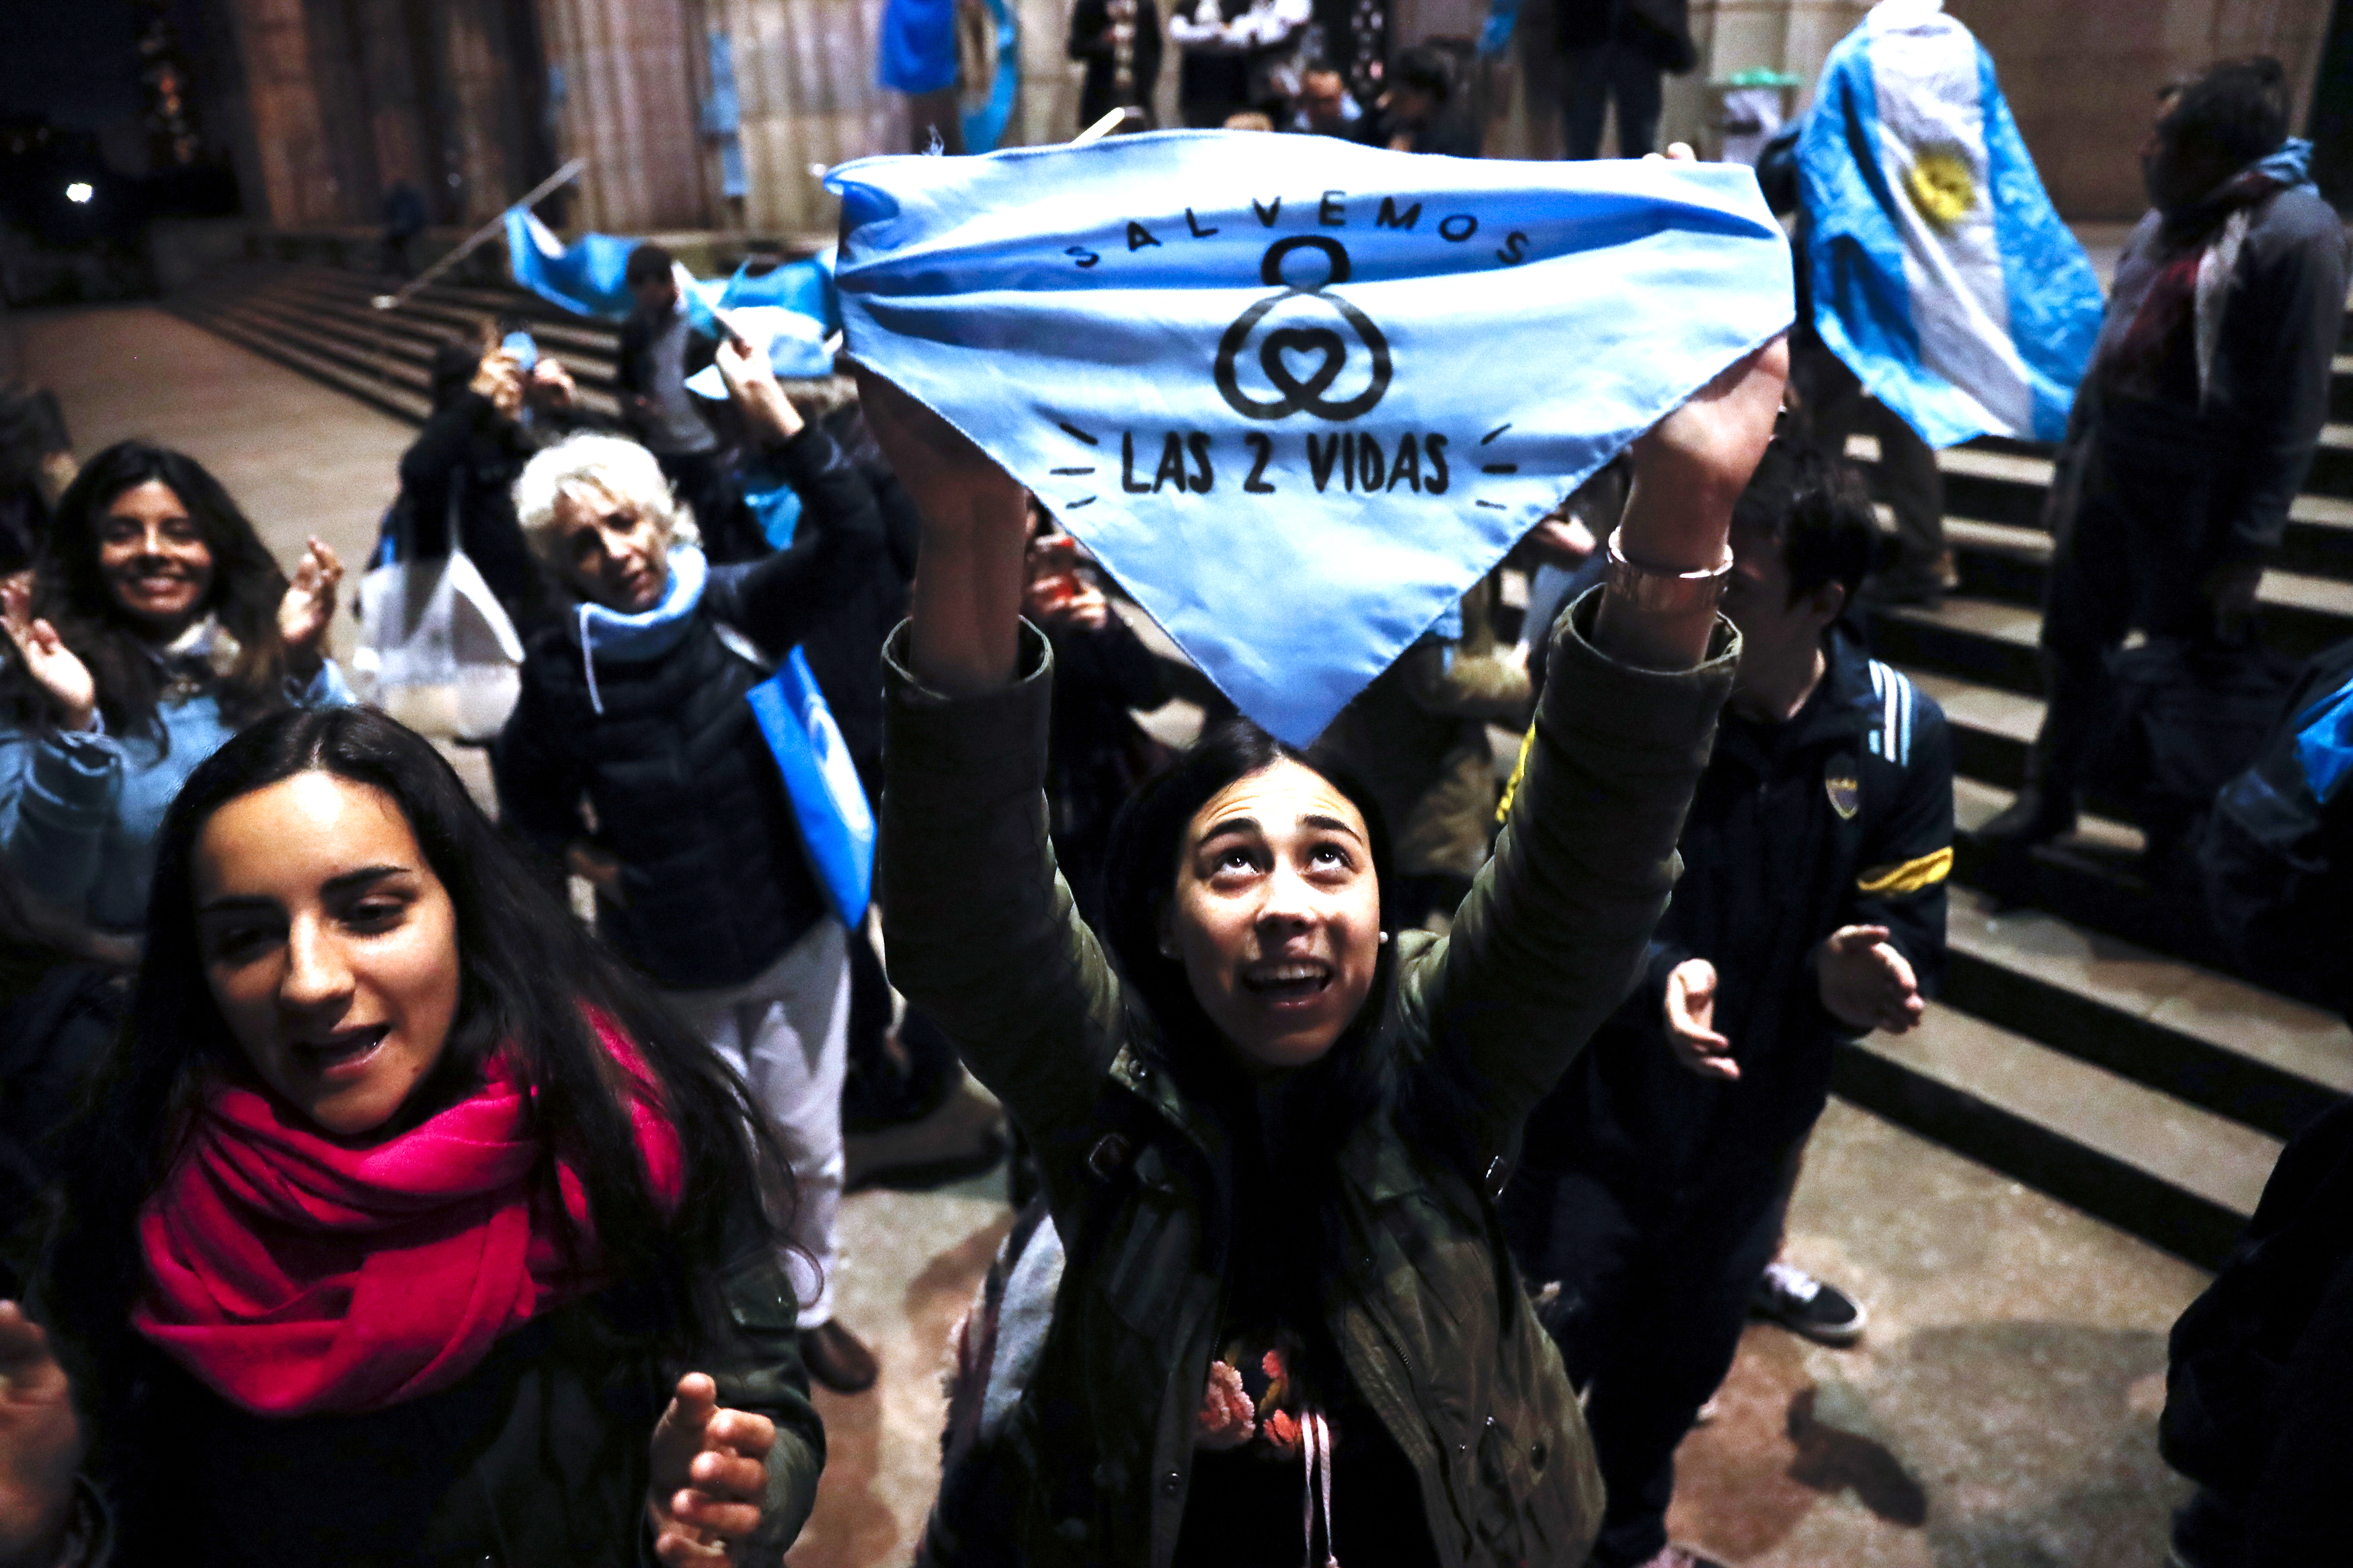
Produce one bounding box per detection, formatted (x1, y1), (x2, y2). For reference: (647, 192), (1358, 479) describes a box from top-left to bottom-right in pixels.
(826, 131), (1791, 743)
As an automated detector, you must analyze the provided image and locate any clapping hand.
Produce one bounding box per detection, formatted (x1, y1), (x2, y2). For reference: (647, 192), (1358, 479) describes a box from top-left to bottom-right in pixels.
(647, 1372), (775, 1565)
(0, 1302), (84, 1568)
(1816, 925), (1925, 1034)
(0, 577), (96, 733)
(276, 536), (344, 673)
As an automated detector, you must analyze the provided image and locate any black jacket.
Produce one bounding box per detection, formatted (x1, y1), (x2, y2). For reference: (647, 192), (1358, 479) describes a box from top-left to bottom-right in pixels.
(396, 385), (603, 627)
(78, 1217), (824, 1567)
(1554, 0), (1694, 68)
(616, 309), (721, 448)
(1521, 622), (1952, 1186)
(2163, 1093), (2353, 1565)
(1068, 0), (1164, 128)
(2075, 184), (2349, 565)
(793, 405), (922, 796)
(492, 425), (883, 991)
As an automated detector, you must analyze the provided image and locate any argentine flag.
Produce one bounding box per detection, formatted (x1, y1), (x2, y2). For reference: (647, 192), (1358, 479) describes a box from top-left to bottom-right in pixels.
(1799, 0), (2103, 448)
(827, 132), (1790, 744)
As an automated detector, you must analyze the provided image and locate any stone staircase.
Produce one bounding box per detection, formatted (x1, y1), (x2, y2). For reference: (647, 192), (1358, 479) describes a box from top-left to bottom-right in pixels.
(169, 261), (629, 429)
(1824, 306), (2353, 1268)
(169, 258), (2353, 1271)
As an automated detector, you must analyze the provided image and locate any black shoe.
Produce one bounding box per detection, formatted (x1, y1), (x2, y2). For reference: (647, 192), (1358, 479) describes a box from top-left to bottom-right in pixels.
(1751, 1262), (1868, 1346)
(1976, 786), (2076, 848)
(803, 1319), (881, 1393)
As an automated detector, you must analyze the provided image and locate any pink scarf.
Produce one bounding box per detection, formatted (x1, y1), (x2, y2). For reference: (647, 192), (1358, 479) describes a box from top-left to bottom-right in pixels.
(132, 1019), (685, 1417)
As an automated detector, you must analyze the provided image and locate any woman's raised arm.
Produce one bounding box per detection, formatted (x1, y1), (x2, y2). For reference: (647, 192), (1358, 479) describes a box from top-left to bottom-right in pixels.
(852, 368), (1029, 695)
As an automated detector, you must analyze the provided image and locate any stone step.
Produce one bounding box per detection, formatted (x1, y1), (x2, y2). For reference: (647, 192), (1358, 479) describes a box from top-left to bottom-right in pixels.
(165, 296), (431, 425)
(1869, 577), (2353, 702)
(1831, 1001), (2280, 1269)
(270, 267), (625, 368)
(1941, 883), (2352, 1140)
(252, 269), (625, 382)
(1849, 436), (2353, 577)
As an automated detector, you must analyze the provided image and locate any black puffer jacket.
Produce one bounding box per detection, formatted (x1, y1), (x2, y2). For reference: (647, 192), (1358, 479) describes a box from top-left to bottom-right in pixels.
(492, 425), (883, 991)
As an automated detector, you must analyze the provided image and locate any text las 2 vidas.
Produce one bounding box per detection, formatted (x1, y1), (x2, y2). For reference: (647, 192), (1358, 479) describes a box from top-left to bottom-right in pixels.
(1055, 192), (1529, 517)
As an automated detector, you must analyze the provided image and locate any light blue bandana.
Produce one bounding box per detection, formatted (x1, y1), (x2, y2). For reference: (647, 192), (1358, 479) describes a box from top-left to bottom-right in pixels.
(826, 131), (1791, 743)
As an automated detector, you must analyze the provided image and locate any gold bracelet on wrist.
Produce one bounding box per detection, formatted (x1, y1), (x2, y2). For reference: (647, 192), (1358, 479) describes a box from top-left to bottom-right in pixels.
(1603, 529), (1734, 615)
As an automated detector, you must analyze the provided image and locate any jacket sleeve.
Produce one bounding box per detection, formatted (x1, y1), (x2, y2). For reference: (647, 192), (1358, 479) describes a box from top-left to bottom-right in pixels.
(1844, 696), (1954, 1003)
(1399, 588), (1736, 1165)
(489, 661), (590, 870)
(679, 1223), (826, 1559)
(0, 722), (120, 921)
(2216, 208), (2349, 561)
(879, 622), (1127, 1191)
(396, 394), (495, 559)
(705, 427), (884, 655)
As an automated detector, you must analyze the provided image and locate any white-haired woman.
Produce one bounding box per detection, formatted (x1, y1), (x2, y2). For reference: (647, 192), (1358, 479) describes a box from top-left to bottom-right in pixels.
(491, 343), (889, 1393)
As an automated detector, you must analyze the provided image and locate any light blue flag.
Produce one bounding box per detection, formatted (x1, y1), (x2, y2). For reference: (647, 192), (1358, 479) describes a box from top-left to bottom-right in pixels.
(504, 210), (639, 319)
(825, 130), (1790, 744)
(507, 210), (840, 331)
(1798, 0), (2103, 449)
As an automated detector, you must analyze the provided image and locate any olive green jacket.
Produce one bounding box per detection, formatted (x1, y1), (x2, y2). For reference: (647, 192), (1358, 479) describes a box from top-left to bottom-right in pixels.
(881, 593), (1736, 1568)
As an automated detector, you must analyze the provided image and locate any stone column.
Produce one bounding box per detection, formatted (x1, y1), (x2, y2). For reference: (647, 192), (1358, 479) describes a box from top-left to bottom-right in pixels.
(534, 0), (713, 231)
(218, 0), (346, 225)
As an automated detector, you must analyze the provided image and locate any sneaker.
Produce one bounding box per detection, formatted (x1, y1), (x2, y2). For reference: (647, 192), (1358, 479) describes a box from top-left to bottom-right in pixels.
(1751, 1262), (1868, 1347)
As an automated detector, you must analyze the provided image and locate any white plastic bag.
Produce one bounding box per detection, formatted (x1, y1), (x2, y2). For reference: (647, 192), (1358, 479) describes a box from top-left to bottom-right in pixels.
(350, 551), (524, 743)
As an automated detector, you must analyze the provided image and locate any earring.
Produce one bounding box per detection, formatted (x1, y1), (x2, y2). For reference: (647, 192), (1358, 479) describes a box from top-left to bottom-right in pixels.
(1378, 930), (1392, 946)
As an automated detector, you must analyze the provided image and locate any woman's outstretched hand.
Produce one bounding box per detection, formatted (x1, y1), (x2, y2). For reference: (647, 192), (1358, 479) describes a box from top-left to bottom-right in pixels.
(647, 1372), (775, 1565)
(0, 1302), (84, 1568)
(852, 366), (1029, 696)
(277, 536), (344, 675)
(0, 578), (97, 733)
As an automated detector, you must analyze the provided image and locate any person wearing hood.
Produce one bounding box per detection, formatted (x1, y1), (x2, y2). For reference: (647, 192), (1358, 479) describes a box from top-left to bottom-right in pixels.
(0, 441), (348, 936)
(491, 342), (887, 1397)
(1982, 55), (2351, 850)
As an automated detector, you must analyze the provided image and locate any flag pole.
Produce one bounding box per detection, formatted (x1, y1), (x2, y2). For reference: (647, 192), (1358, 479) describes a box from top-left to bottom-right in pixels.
(371, 157), (589, 311)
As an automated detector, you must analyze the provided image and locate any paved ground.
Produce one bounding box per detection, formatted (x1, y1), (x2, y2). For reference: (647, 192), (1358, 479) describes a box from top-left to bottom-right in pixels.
(22, 304), (2218, 1568)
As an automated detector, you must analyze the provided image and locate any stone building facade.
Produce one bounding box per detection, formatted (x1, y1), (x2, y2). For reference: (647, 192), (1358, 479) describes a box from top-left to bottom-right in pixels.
(202, 0), (2340, 238)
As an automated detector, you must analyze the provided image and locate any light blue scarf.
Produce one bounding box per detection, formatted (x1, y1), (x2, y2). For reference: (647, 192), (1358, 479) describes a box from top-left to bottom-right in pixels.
(574, 544), (707, 715)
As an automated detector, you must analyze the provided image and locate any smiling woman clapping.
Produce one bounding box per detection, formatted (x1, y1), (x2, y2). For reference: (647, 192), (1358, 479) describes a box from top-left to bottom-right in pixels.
(0, 442), (349, 936)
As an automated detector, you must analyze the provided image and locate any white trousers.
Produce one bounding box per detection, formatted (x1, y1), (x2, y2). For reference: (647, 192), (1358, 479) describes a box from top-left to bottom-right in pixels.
(666, 917), (850, 1329)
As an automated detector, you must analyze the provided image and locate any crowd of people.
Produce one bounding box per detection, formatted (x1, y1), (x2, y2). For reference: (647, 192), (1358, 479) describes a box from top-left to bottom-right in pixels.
(0, 17), (2348, 1568)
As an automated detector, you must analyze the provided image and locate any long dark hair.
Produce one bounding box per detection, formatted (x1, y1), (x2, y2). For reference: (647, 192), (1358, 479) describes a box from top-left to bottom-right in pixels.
(1101, 715), (1406, 1152)
(45, 706), (795, 1356)
(5, 442), (297, 735)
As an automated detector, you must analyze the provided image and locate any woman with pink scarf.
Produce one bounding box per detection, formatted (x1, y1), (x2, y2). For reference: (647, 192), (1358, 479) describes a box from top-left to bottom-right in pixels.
(0, 705), (823, 1567)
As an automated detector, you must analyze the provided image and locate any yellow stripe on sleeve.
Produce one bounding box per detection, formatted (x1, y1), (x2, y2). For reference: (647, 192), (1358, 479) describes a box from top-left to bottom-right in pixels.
(1497, 725), (1536, 825)
(1856, 845), (1954, 897)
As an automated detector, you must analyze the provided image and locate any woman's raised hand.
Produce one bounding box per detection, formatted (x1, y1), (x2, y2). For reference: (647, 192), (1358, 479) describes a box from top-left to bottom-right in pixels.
(1, 577), (97, 733)
(713, 337), (804, 449)
(852, 366), (1029, 696)
(647, 1372), (775, 1565)
(0, 1302), (85, 1568)
(276, 536), (344, 672)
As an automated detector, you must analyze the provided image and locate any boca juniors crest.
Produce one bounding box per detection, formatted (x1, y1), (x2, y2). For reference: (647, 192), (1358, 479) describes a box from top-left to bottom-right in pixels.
(826, 132), (1792, 743)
